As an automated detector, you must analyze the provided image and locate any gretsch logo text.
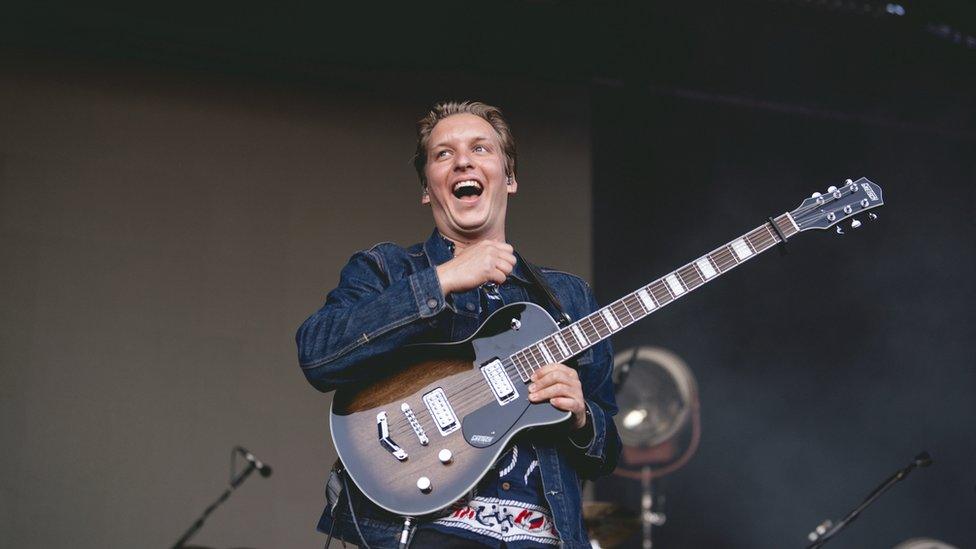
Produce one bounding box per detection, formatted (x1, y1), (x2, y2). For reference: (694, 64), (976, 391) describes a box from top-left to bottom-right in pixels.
(862, 183), (879, 201)
(470, 434), (494, 444)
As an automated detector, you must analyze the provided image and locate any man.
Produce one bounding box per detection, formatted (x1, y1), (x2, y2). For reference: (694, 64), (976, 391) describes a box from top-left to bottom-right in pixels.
(297, 101), (620, 548)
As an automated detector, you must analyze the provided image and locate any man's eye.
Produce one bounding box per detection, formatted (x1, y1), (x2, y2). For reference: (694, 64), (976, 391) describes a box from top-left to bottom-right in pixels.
(436, 150), (450, 158)
(473, 145), (487, 152)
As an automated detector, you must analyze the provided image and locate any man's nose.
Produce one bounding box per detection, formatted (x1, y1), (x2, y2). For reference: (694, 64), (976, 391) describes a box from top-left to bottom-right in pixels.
(452, 150), (473, 171)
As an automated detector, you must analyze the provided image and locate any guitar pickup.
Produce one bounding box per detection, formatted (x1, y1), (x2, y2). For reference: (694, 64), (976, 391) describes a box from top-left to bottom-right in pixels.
(423, 388), (460, 436)
(481, 359), (518, 406)
(376, 411), (407, 461)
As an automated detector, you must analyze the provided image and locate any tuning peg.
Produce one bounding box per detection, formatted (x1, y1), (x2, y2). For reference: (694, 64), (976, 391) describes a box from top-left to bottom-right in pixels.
(851, 219), (862, 229)
(810, 192), (822, 198)
(827, 185), (838, 193)
(869, 213), (878, 221)
(836, 226), (844, 235)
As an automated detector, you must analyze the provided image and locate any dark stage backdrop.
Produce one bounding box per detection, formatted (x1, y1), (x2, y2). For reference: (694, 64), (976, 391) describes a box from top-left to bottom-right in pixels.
(590, 86), (975, 545)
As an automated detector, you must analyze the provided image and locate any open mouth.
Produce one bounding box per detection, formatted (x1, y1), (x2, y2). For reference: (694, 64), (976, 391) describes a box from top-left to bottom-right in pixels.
(452, 180), (484, 199)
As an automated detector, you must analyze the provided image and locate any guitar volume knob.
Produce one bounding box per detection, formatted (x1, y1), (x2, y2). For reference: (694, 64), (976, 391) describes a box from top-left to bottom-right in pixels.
(439, 449), (453, 464)
(417, 476), (432, 493)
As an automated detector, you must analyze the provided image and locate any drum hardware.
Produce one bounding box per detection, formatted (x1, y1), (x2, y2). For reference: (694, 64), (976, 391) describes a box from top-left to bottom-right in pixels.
(585, 346), (701, 548)
(582, 501), (642, 548)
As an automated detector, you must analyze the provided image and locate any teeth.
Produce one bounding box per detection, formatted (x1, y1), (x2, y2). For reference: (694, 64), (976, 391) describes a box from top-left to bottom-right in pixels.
(452, 180), (482, 192)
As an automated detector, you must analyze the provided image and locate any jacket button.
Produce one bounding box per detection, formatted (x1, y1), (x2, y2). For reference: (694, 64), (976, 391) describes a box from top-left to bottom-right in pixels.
(465, 302), (476, 311)
(501, 482), (511, 490)
(427, 298), (438, 309)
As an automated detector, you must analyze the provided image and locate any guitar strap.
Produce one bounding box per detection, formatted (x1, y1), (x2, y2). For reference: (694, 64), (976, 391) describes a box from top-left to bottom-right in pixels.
(515, 251), (573, 327)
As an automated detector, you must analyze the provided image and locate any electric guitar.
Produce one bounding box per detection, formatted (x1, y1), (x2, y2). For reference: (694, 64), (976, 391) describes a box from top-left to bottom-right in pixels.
(330, 177), (885, 516)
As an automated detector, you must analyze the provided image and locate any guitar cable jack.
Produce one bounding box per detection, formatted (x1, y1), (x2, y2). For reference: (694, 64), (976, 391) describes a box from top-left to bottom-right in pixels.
(398, 516), (415, 549)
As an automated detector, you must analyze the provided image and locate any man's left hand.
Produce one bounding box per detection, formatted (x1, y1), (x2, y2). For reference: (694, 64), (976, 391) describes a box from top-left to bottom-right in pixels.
(528, 363), (587, 430)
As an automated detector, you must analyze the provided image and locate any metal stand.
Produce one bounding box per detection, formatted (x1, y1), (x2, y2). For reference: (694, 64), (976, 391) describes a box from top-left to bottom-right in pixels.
(640, 466), (666, 549)
(171, 461), (259, 549)
(806, 452), (932, 548)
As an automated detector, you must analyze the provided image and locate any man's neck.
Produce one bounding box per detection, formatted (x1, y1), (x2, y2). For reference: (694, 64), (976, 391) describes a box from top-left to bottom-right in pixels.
(442, 231), (506, 255)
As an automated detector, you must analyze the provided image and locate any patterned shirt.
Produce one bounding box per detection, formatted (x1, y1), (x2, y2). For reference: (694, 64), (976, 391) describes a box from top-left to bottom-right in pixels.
(420, 272), (559, 547)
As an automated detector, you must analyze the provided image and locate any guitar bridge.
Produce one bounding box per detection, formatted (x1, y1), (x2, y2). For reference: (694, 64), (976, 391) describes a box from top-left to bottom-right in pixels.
(376, 411), (407, 461)
(401, 402), (429, 445)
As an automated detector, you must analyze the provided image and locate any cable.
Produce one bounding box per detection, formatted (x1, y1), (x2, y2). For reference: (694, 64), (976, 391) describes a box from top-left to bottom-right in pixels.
(323, 512), (337, 549)
(323, 466), (347, 549)
(341, 472), (371, 549)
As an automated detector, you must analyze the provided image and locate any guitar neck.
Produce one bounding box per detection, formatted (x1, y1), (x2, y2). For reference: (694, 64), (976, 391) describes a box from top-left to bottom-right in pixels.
(508, 213), (801, 381)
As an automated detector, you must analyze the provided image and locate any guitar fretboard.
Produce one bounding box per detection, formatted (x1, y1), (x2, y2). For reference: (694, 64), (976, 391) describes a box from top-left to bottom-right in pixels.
(509, 213), (800, 381)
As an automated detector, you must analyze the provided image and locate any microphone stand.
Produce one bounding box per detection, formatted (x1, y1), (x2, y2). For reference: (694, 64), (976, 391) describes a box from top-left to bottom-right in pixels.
(805, 451), (932, 548)
(171, 459), (259, 549)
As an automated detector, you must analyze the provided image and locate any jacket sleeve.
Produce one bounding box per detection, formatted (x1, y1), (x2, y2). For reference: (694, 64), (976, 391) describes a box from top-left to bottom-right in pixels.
(296, 246), (447, 392)
(565, 280), (622, 479)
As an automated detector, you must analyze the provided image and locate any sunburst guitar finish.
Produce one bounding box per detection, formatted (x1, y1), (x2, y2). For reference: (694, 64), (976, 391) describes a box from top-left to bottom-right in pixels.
(330, 302), (571, 516)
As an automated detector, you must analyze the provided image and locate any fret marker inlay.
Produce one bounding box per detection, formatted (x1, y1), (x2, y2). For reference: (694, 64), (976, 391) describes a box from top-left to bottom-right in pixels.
(637, 288), (656, 311)
(696, 258), (717, 279)
(554, 334), (570, 357)
(571, 325), (588, 346)
(538, 343), (554, 364)
(666, 274), (686, 296)
(732, 239), (753, 260)
(601, 309), (620, 331)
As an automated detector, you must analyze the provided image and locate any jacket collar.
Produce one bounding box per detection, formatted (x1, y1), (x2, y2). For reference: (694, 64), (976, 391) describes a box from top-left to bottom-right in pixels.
(422, 228), (531, 284)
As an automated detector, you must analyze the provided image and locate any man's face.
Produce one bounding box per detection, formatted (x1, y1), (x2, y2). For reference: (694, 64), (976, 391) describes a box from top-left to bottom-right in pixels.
(422, 113), (517, 242)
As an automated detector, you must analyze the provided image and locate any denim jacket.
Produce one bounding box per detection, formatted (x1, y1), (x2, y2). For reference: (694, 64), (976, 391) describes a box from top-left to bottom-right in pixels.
(296, 230), (621, 548)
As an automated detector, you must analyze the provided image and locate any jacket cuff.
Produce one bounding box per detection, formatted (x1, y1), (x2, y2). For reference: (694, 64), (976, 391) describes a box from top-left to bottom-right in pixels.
(410, 266), (446, 318)
(569, 401), (606, 459)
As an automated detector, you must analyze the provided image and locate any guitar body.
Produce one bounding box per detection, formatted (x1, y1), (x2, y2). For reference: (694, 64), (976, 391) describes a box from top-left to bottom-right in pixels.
(330, 302), (572, 516)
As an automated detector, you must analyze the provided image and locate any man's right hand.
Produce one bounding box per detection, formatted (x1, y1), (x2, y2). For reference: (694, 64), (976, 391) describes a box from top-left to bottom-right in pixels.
(435, 240), (516, 296)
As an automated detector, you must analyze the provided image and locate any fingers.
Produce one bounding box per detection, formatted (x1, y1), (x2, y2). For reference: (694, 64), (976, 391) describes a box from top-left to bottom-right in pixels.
(482, 241), (515, 272)
(548, 396), (582, 413)
(528, 381), (576, 402)
(530, 363), (579, 385)
(490, 268), (509, 285)
(497, 252), (516, 270)
(528, 363), (583, 407)
(440, 240), (517, 293)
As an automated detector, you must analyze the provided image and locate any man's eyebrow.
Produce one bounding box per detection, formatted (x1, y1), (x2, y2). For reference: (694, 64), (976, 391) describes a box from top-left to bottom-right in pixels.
(430, 135), (493, 149)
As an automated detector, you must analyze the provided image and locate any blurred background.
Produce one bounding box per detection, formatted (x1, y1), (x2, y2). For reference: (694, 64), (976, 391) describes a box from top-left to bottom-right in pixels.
(1, 2), (973, 547)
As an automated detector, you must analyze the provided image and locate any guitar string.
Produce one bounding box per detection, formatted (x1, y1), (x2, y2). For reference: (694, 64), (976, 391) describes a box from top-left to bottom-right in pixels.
(388, 186), (871, 438)
(390, 227), (785, 439)
(393, 221), (786, 429)
(392, 219), (798, 439)
(389, 222), (793, 438)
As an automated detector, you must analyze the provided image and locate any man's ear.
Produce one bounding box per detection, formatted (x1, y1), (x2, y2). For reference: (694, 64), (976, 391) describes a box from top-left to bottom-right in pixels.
(421, 187), (430, 204)
(506, 175), (518, 195)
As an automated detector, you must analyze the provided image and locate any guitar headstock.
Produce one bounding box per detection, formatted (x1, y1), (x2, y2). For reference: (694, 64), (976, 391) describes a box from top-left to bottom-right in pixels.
(790, 177), (884, 233)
